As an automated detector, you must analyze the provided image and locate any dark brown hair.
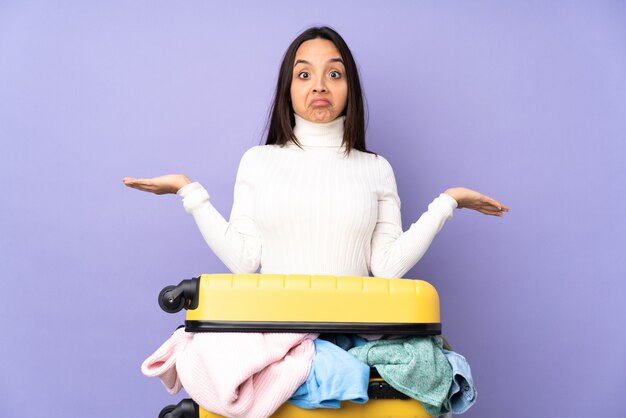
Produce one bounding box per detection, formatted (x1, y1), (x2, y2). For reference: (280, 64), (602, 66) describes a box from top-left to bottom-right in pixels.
(265, 26), (370, 154)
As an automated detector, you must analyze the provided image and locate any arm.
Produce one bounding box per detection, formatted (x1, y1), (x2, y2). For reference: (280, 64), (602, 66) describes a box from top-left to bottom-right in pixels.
(369, 158), (508, 279)
(177, 149), (261, 274)
(369, 157), (457, 278)
(122, 148), (262, 273)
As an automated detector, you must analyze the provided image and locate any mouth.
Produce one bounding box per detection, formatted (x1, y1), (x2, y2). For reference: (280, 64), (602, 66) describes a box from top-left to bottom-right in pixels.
(310, 99), (331, 108)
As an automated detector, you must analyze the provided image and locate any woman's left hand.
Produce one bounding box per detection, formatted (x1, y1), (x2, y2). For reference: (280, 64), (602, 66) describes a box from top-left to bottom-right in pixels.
(444, 187), (509, 217)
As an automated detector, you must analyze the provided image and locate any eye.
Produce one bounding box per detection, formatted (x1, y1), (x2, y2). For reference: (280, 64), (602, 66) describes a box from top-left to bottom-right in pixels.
(298, 71), (310, 79)
(329, 70), (342, 79)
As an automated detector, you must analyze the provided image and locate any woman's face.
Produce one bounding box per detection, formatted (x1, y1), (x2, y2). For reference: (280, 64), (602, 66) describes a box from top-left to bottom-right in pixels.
(290, 38), (348, 123)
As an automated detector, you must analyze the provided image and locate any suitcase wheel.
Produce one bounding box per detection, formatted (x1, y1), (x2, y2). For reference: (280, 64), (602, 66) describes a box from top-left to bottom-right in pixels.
(158, 404), (176, 418)
(158, 278), (200, 313)
(158, 399), (198, 418)
(158, 285), (186, 313)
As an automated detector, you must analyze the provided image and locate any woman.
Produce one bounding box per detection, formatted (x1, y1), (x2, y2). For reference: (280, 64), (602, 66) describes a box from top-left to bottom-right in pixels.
(123, 26), (508, 278)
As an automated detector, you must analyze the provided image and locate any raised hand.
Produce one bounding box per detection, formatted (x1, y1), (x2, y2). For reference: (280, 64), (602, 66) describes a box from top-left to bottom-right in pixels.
(444, 187), (509, 217)
(122, 174), (192, 195)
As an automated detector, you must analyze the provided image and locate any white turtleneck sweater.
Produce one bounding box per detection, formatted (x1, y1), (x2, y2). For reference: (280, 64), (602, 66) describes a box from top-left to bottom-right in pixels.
(177, 115), (457, 278)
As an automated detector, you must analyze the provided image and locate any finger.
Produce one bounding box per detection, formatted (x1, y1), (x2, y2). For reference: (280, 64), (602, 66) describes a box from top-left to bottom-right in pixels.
(477, 207), (505, 217)
(467, 202), (501, 212)
(125, 182), (151, 191)
(124, 180), (158, 193)
(123, 177), (153, 187)
(482, 197), (501, 209)
(486, 197), (509, 212)
(479, 200), (508, 213)
(128, 178), (155, 187)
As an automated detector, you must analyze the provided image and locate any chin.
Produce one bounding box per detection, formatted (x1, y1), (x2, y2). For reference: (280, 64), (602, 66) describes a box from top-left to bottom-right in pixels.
(309, 112), (335, 123)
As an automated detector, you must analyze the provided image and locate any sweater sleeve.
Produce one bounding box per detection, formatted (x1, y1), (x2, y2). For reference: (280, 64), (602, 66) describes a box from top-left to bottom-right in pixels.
(177, 148), (262, 273)
(369, 157), (457, 278)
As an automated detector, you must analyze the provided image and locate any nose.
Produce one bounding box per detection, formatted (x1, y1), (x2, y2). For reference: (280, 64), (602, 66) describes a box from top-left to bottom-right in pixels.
(312, 76), (327, 93)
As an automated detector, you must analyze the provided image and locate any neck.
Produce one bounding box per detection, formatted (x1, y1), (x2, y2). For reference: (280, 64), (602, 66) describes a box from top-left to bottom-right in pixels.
(292, 114), (345, 148)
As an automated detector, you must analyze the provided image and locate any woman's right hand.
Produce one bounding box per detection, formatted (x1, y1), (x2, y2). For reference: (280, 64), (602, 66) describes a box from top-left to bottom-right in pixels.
(122, 174), (192, 195)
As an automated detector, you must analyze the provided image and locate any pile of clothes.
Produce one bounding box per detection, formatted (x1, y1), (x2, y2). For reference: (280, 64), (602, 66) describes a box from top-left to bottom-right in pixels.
(142, 329), (476, 418)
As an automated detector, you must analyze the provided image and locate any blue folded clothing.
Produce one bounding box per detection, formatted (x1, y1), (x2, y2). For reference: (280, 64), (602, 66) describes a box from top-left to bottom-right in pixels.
(288, 339), (369, 409)
(442, 349), (477, 414)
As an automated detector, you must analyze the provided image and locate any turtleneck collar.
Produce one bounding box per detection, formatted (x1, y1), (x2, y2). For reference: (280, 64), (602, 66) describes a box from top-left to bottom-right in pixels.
(292, 114), (345, 148)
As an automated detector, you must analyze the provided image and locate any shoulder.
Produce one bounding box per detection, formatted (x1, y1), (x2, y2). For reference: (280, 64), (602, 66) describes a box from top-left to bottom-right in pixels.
(350, 150), (395, 177)
(374, 154), (394, 174)
(239, 145), (274, 166)
(240, 145), (264, 161)
(241, 144), (286, 159)
(375, 155), (396, 186)
(237, 145), (287, 177)
(235, 146), (264, 178)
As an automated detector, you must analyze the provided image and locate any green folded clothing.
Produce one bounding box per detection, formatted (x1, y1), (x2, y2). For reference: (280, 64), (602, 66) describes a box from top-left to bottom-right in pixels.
(349, 336), (452, 417)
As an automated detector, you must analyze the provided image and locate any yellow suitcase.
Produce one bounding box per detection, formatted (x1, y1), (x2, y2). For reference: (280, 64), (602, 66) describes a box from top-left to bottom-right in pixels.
(156, 274), (442, 418)
(158, 274), (441, 335)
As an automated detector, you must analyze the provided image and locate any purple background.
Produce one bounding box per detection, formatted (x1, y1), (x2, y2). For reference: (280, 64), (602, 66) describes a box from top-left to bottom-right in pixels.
(1, 1), (625, 417)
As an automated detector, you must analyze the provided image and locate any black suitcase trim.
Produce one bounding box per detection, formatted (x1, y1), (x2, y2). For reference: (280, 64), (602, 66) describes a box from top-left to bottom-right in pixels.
(185, 320), (441, 335)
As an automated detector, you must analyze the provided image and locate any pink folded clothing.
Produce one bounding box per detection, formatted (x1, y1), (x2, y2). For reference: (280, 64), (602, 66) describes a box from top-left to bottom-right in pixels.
(142, 330), (317, 418)
(141, 327), (193, 394)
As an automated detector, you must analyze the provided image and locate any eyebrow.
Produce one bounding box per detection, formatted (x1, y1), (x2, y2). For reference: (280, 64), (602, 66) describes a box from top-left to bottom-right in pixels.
(294, 58), (344, 66)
